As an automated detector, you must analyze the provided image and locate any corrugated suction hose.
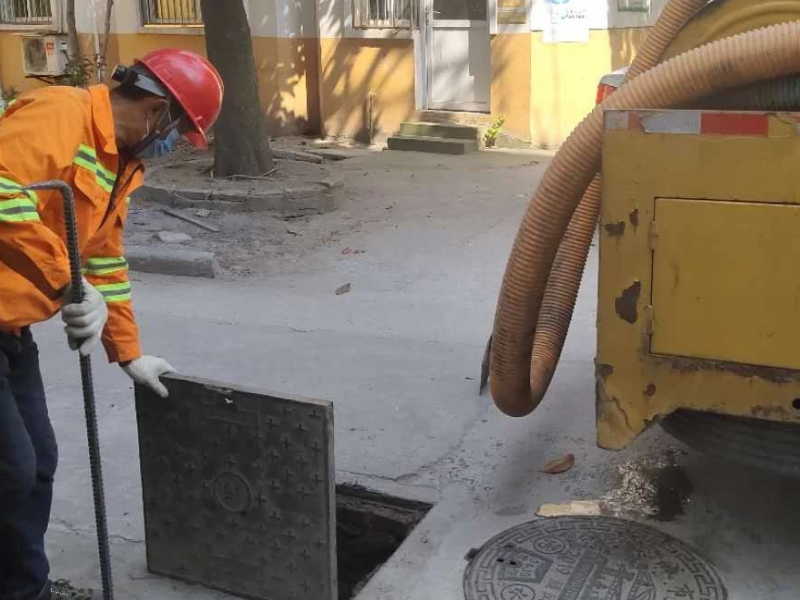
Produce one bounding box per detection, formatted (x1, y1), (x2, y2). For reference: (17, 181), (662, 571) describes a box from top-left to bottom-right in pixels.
(490, 20), (800, 417)
(698, 74), (800, 109)
(520, 0), (711, 407)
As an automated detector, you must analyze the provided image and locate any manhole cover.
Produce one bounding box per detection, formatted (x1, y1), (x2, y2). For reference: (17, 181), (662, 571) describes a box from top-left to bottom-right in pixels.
(464, 516), (727, 600)
(135, 374), (336, 600)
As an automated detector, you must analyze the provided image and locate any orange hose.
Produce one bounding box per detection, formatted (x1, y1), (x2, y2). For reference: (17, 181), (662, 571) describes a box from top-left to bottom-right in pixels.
(525, 0), (710, 410)
(491, 21), (800, 416)
(626, 0), (713, 80)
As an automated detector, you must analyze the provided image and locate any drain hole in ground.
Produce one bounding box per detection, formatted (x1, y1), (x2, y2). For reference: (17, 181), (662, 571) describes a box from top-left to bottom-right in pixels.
(336, 485), (432, 599)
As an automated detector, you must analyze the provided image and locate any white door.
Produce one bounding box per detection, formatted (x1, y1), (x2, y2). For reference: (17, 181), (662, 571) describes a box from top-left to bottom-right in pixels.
(423, 0), (491, 112)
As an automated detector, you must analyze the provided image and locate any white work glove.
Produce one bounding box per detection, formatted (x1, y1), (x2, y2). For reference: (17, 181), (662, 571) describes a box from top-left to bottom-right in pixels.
(121, 356), (175, 398)
(61, 277), (108, 356)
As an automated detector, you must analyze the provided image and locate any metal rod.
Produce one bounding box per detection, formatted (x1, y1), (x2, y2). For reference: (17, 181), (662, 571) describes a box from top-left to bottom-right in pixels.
(25, 180), (114, 600)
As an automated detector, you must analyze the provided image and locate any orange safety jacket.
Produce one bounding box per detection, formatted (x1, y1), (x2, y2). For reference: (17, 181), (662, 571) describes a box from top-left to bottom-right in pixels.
(0, 84), (144, 363)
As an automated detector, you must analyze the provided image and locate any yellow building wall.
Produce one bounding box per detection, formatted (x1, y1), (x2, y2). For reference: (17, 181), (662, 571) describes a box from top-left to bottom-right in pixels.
(1, 25), (655, 147)
(318, 37), (415, 143)
(490, 33), (532, 143)
(0, 33), (45, 96)
(0, 31), (319, 136)
(530, 27), (649, 148)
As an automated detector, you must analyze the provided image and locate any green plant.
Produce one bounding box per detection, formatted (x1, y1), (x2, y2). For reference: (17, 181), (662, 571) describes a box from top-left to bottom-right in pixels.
(1, 85), (19, 104)
(62, 55), (95, 88)
(483, 115), (506, 148)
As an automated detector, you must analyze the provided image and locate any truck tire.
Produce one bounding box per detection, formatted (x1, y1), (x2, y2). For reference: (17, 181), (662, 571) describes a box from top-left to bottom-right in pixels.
(661, 410), (800, 478)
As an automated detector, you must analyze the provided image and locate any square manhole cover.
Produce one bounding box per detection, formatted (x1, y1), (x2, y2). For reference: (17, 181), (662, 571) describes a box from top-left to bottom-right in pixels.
(135, 374), (336, 599)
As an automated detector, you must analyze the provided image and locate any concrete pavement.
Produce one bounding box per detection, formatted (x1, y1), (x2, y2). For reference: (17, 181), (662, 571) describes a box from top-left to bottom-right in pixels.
(39, 149), (800, 599)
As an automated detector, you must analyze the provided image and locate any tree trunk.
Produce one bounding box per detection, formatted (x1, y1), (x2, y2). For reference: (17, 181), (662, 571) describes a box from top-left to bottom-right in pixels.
(199, 0), (273, 177)
(66, 0), (81, 61)
(99, 0), (115, 81)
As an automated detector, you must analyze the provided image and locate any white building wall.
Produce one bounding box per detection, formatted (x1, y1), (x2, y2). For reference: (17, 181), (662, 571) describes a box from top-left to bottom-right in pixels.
(531, 0), (668, 31)
(71, 1), (315, 38)
(317, 0), (669, 40)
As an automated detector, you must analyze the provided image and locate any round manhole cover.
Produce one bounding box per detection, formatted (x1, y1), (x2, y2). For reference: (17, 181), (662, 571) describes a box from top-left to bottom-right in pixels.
(464, 516), (727, 600)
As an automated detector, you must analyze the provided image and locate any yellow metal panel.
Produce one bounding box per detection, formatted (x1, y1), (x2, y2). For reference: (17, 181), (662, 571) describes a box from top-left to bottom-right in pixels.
(529, 28), (649, 148)
(652, 198), (800, 369)
(597, 111), (800, 450)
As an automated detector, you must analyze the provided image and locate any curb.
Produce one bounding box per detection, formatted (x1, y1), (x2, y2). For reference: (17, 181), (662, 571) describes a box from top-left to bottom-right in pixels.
(135, 182), (339, 215)
(135, 164), (342, 215)
(127, 246), (219, 279)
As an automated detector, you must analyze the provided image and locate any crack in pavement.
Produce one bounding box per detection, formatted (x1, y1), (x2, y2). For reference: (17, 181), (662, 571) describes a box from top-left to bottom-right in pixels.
(51, 518), (144, 544)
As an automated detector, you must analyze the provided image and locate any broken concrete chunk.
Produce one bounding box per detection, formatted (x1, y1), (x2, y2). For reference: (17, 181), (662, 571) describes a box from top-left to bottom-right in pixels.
(536, 500), (604, 518)
(127, 246), (218, 278)
(156, 231), (193, 244)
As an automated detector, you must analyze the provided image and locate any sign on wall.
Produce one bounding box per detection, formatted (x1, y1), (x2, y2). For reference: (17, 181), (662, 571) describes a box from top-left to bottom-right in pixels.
(543, 0), (589, 43)
(498, 0), (528, 25)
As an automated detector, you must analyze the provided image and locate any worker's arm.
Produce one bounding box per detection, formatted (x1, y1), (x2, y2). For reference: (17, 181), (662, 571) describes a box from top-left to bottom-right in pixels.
(89, 206), (175, 395)
(0, 93), (85, 326)
(84, 206), (142, 364)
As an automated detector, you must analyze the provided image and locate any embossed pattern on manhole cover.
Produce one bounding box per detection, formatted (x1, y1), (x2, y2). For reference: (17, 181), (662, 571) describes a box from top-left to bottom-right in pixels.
(135, 374), (336, 600)
(464, 516), (727, 600)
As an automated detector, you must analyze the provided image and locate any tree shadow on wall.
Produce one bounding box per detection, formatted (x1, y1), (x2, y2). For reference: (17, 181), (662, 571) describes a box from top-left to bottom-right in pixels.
(316, 0), (417, 143)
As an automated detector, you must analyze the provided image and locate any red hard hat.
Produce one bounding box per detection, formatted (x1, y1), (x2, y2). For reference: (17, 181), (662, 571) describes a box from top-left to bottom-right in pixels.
(136, 49), (224, 149)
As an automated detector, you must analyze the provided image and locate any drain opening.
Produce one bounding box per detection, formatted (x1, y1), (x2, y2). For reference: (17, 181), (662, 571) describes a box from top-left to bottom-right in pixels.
(336, 485), (431, 599)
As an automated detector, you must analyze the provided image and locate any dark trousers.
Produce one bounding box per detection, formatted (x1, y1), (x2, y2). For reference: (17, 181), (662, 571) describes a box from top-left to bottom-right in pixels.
(0, 329), (57, 600)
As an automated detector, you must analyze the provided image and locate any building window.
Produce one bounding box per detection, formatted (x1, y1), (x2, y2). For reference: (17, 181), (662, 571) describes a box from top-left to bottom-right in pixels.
(353, 0), (411, 29)
(140, 0), (203, 26)
(0, 0), (53, 25)
(618, 0), (650, 12)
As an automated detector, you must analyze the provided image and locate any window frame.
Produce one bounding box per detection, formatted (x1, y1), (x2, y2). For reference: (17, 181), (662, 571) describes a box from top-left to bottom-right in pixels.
(0, 0), (58, 31)
(351, 0), (412, 31)
(139, 0), (204, 29)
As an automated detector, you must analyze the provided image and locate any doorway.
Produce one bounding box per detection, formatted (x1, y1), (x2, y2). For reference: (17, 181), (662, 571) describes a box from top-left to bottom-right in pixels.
(418, 0), (491, 112)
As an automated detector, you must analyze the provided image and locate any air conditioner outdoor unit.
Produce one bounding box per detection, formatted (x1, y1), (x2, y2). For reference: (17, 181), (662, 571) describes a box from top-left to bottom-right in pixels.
(21, 34), (68, 77)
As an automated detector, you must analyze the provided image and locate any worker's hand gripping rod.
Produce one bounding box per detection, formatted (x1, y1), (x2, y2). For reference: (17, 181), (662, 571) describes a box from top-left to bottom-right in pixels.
(25, 181), (114, 600)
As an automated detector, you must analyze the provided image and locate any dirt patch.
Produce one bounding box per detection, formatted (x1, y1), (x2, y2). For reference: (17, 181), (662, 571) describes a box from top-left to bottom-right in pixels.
(126, 199), (328, 278)
(602, 451), (693, 521)
(128, 141), (544, 279)
(128, 143), (359, 278)
(50, 579), (95, 599)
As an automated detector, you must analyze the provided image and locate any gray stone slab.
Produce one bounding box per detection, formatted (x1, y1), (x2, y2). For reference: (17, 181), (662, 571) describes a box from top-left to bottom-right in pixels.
(155, 231), (192, 244)
(387, 135), (479, 155)
(126, 245), (219, 278)
(399, 122), (479, 140)
(134, 374), (336, 600)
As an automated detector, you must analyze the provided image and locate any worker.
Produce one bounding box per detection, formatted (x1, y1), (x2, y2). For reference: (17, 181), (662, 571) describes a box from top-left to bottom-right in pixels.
(0, 49), (224, 600)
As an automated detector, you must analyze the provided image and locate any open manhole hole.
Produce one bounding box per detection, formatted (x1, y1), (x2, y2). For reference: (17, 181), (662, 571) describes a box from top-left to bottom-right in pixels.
(48, 489), (430, 600)
(464, 516), (727, 600)
(135, 375), (431, 600)
(336, 485), (431, 598)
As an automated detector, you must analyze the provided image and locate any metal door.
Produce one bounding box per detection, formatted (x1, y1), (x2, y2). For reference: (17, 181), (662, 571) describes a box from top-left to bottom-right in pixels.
(420, 0), (491, 112)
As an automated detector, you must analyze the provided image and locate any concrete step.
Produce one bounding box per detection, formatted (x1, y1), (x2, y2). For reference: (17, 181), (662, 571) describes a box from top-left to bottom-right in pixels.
(387, 135), (479, 155)
(399, 121), (479, 141)
(415, 110), (494, 129)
